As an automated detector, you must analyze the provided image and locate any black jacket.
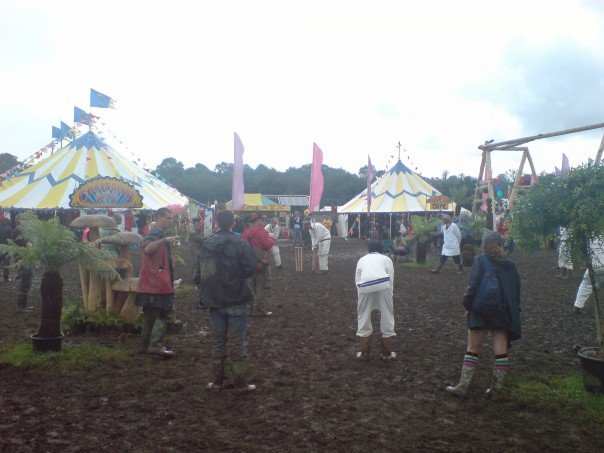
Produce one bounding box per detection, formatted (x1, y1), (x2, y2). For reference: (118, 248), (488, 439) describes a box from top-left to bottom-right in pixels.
(197, 230), (257, 308)
(463, 253), (522, 341)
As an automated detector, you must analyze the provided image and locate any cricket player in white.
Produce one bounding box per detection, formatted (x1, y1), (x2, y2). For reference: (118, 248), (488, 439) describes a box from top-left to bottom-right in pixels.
(265, 217), (282, 268)
(355, 240), (396, 360)
(304, 220), (331, 272)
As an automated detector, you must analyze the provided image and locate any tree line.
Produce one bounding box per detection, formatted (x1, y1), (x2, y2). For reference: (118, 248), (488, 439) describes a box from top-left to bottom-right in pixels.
(1, 152), (519, 211)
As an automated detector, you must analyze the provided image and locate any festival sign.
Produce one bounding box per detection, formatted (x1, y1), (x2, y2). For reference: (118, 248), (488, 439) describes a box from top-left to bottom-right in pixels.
(69, 176), (143, 208)
(427, 195), (453, 211)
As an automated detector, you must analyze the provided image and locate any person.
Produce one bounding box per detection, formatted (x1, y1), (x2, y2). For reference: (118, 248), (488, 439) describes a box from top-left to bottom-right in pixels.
(381, 233), (394, 255)
(12, 215), (34, 313)
(242, 213), (275, 316)
(355, 240), (396, 360)
(0, 217), (13, 282)
(265, 217), (282, 268)
(304, 219), (331, 273)
(290, 211), (303, 248)
(391, 233), (409, 263)
(557, 227), (573, 279)
(189, 217), (205, 249)
(572, 237), (604, 314)
(198, 210), (258, 391)
(430, 214), (463, 274)
(445, 231), (521, 398)
(135, 208), (180, 357)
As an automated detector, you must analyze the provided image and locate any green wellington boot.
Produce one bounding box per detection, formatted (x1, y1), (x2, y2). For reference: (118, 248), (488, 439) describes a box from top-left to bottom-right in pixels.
(445, 365), (477, 397)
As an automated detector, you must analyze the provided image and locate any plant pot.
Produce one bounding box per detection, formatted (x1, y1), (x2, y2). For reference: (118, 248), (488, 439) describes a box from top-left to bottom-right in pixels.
(415, 242), (428, 265)
(576, 346), (604, 394)
(31, 333), (64, 353)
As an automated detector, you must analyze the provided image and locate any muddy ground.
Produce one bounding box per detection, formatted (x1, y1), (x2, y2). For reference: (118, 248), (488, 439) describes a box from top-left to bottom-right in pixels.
(0, 239), (602, 451)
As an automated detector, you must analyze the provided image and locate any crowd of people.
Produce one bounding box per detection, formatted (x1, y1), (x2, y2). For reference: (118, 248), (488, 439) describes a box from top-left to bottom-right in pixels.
(2, 204), (600, 399)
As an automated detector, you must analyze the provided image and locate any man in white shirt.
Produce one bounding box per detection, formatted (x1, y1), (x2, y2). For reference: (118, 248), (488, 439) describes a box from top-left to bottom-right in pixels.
(430, 214), (463, 274)
(304, 220), (331, 273)
(355, 240), (396, 360)
(265, 217), (282, 268)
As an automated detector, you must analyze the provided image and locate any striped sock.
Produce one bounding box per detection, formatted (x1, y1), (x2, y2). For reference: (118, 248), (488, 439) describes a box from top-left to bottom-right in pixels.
(463, 352), (479, 368)
(495, 354), (510, 371)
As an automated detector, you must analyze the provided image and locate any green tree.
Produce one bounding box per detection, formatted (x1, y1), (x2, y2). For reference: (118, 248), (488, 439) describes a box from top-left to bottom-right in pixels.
(0, 215), (117, 346)
(513, 165), (604, 347)
(0, 153), (19, 174)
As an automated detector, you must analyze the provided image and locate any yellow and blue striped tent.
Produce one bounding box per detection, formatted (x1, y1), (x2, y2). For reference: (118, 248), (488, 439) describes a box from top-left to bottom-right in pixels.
(0, 131), (189, 210)
(340, 159), (450, 213)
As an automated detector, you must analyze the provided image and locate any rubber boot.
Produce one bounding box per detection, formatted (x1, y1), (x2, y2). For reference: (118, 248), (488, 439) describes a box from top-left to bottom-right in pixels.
(356, 336), (371, 360)
(16, 294), (29, 313)
(232, 361), (256, 391)
(147, 318), (174, 357)
(207, 359), (226, 390)
(456, 263), (464, 275)
(485, 369), (508, 399)
(381, 336), (396, 360)
(445, 365), (476, 397)
(430, 261), (444, 274)
(139, 322), (152, 354)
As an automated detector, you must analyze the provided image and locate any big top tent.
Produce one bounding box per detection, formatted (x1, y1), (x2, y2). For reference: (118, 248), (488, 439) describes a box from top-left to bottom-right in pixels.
(339, 159), (454, 213)
(0, 131), (191, 211)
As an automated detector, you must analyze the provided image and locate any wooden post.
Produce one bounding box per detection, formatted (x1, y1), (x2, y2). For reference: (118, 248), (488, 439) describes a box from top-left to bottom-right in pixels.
(508, 151), (527, 211)
(485, 151), (496, 230)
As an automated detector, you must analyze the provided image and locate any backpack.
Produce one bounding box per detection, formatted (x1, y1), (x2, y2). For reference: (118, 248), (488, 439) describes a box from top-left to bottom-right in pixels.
(472, 256), (505, 316)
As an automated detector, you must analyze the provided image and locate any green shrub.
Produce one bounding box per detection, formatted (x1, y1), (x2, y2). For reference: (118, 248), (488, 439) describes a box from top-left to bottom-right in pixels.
(61, 299), (141, 334)
(0, 342), (128, 373)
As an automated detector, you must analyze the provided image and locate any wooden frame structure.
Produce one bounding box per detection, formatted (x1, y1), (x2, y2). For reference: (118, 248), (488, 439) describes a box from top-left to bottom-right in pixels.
(474, 121), (604, 229)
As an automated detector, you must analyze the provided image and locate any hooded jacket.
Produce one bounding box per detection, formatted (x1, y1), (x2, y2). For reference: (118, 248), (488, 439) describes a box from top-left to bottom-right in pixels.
(463, 253), (522, 341)
(198, 230), (258, 308)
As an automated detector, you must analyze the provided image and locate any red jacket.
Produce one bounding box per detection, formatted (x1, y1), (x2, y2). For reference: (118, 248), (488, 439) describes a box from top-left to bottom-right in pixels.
(243, 226), (275, 251)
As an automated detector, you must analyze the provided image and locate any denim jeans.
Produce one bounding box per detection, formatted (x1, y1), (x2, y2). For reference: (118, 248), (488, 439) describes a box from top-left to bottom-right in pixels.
(210, 305), (248, 361)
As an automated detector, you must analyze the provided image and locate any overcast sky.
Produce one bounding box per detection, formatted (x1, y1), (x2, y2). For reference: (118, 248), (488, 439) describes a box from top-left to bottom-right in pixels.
(1, 0), (603, 179)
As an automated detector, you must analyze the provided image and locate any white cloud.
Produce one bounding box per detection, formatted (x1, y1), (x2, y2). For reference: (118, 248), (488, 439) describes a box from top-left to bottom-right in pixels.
(1, 0), (603, 180)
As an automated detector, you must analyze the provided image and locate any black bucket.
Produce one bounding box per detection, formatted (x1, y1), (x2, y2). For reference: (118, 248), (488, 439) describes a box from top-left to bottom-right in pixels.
(31, 334), (64, 353)
(577, 346), (604, 394)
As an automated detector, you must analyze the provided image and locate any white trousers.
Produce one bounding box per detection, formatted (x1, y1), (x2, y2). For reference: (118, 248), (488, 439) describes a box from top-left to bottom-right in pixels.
(357, 288), (395, 338)
(271, 245), (281, 267)
(318, 240), (330, 271)
(574, 269), (600, 308)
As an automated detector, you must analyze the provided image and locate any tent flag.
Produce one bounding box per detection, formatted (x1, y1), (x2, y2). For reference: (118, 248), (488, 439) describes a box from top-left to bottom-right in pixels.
(561, 153), (570, 174)
(309, 143), (324, 212)
(52, 126), (62, 140)
(90, 88), (116, 108)
(367, 155), (375, 213)
(60, 121), (74, 140)
(74, 106), (91, 125)
(232, 132), (245, 212)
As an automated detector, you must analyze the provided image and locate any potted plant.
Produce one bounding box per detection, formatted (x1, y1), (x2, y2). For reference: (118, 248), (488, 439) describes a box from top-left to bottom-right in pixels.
(0, 214), (118, 352)
(512, 164), (604, 392)
(410, 216), (438, 264)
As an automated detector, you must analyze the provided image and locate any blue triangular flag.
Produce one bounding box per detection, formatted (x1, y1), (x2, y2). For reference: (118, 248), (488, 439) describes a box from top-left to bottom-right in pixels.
(90, 88), (115, 108)
(52, 126), (62, 139)
(74, 106), (90, 125)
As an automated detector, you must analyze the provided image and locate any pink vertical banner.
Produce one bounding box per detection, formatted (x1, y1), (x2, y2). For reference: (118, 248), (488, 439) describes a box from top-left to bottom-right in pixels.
(232, 132), (245, 212)
(367, 155), (375, 213)
(309, 143), (324, 212)
(561, 153), (570, 174)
